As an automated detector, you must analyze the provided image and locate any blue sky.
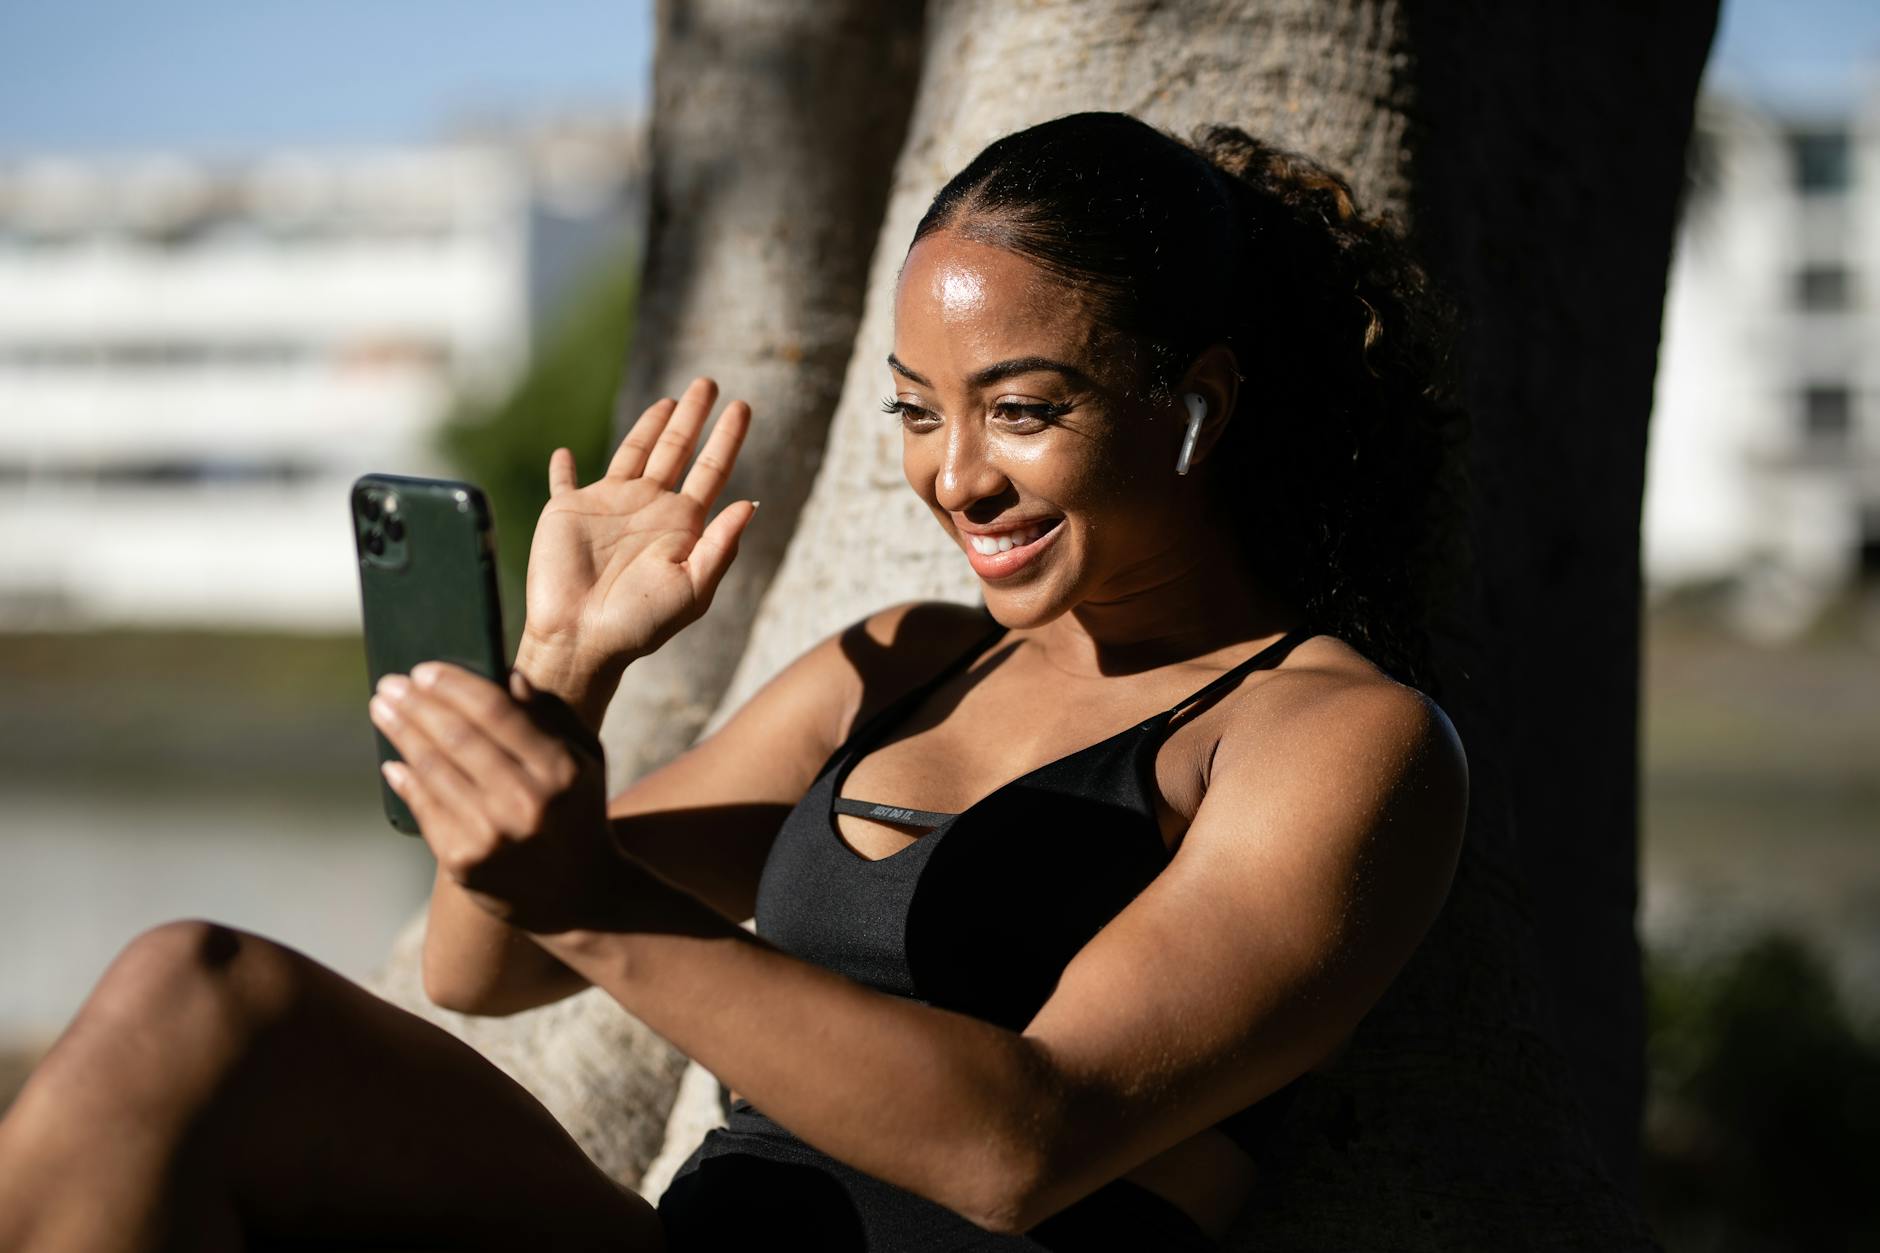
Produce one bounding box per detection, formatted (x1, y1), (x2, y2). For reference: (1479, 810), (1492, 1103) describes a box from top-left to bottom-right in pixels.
(0, 1), (654, 156)
(0, 0), (1872, 157)
(1706, 0), (1880, 113)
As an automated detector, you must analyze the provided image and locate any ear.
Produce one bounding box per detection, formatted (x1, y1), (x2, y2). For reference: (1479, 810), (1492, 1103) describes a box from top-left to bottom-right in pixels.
(1175, 343), (1241, 472)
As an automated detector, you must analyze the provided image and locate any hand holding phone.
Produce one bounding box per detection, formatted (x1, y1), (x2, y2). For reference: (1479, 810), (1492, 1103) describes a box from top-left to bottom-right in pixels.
(369, 661), (631, 935)
(353, 474), (507, 834)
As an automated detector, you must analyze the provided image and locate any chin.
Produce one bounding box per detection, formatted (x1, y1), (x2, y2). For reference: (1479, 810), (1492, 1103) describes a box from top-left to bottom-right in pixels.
(979, 581), (1074, 630)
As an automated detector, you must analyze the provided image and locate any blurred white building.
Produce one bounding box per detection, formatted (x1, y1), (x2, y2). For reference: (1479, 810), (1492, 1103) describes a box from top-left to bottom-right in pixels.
(0, 118), (643, 631)
(1646, 82), (1880, 641)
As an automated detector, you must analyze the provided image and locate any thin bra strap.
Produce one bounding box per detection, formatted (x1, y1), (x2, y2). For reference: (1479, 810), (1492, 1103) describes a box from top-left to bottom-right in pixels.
(1155, 626), (1314, 725)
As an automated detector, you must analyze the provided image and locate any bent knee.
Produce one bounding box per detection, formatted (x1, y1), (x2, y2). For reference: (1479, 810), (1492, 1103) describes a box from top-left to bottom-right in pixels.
(86, 919), (308, 1040)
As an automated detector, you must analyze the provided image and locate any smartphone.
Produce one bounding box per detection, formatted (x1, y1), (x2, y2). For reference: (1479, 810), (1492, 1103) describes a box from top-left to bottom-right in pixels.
(351, 473), (507, 835)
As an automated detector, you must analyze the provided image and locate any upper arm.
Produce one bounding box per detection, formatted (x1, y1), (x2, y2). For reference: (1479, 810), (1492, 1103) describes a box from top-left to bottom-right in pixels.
(1011, 679), (1468, 1226)
(605, 599), (993, 924)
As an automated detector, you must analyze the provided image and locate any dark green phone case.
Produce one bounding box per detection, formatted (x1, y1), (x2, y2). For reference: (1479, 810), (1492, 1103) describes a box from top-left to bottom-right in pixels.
(351, 474), (507, 835)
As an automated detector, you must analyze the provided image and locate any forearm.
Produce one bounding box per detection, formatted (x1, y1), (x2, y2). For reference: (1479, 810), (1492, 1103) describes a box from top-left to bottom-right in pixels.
(422, 864), (589, 1014)
(534, 856), (1063, 1232)
(414, 632), (620, 1012)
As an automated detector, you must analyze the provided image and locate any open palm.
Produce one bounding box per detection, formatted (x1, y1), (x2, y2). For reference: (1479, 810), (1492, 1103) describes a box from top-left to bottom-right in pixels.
(522, 377), (757, 676)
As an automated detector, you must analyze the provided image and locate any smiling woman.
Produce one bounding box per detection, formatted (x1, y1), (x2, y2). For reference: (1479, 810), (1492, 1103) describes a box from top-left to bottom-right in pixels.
(0, 112), (1469, 1253)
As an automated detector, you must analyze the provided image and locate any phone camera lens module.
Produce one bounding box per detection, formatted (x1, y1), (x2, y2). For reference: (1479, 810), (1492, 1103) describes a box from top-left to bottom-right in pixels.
(365, 531), (386, 556)
(385, 518), (405, 542)
(361, 494), (383, 521)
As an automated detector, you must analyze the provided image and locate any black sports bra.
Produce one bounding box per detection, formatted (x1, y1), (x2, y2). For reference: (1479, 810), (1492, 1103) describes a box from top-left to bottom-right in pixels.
(748, 609), (1315, 1159)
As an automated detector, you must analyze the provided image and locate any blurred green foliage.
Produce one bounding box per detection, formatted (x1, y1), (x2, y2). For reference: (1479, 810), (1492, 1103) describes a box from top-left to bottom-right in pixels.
(439, 244), (640, 647)
(1644, 928), (1880, 1251)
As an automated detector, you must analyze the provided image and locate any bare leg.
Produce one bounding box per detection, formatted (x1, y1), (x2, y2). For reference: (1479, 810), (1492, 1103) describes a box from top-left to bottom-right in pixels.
(0, 920), (666, 1252)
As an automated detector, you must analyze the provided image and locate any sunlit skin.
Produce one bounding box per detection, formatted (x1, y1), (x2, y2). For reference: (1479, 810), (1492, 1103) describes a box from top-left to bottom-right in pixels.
(0, 232), (1467, 1250)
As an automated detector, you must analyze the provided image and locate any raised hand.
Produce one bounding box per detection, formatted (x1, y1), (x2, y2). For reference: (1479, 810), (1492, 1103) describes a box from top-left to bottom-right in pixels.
(517, 377), (757, 726)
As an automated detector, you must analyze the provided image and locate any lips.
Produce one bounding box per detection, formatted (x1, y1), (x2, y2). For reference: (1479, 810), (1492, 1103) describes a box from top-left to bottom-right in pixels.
(960, 517), (1064, 580)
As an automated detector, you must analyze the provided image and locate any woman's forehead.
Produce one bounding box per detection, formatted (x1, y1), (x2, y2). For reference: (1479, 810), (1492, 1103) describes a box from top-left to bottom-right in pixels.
(899, 230), (1068, 306)
(893, 233), (1107, 372)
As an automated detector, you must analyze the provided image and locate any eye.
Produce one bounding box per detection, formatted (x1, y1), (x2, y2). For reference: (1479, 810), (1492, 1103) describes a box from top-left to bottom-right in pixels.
(993, 401), (1070, 430)
(879, 395), (939, 428)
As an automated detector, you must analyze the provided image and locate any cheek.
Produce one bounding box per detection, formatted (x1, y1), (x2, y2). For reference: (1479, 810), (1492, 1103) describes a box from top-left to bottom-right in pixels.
(1070, 424), (1155, 510)
(901, 432), (934, 497)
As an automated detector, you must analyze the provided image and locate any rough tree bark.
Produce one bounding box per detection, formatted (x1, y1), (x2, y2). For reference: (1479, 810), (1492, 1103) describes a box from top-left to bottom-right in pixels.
(368, 0), (926, 1191)
(709, 0), (1718, 1246)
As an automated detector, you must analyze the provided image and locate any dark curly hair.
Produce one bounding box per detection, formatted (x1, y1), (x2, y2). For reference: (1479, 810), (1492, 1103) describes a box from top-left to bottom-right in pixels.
(907, 110), (1472, 697)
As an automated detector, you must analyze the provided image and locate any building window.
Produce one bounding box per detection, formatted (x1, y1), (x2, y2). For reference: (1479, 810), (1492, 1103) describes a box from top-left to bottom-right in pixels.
(1789, 128), (1850, 194)
(1796, 265), (1853, 310)
(1860, 507), (1880, 582)
(1801, 384), (1853, 441)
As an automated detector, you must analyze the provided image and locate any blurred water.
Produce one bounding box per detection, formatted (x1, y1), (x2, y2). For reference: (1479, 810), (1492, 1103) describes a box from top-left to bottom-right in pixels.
(0, 781), (433, 1040)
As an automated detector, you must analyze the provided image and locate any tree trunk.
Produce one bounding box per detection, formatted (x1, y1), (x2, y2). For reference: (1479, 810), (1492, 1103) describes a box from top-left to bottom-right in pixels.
(598, 0), (926, 789)
(712, 0), (1717, 1245)
(369, 0), (926, 1189)
(1398, 3), (1720, 1199)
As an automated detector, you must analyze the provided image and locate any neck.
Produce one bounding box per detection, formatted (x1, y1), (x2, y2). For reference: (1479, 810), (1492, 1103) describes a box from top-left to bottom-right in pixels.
(1028, 522), (1302, 678)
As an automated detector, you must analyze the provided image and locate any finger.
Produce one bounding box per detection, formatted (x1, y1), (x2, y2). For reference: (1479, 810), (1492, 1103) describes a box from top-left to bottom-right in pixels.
(678, 399), (751, 508)
(369, 691), (494, 843)
(607, 396), (679, 481)
(410, 662), (576, 789)
(384, 761), (490, 888)
(547, 447), (578, 497)
(685, 499), (759, 605)
(384, 675), (550, 831)
(641, 376), (718, 489)
(381, 760), (445, 843)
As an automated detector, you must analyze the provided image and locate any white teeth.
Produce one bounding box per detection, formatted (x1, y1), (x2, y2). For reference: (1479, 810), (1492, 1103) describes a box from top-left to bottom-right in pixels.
(967, 521), (1051, 556)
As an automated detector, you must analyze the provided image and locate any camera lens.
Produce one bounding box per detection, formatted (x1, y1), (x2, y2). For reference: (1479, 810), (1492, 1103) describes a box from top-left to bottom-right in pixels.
(360, 494), (382, 521)
(385, 518), (405, 542)
(365, 531), (386, 556)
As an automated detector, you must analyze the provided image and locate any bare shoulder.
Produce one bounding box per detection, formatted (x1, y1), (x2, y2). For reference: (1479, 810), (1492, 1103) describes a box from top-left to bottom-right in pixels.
(1206, 633), (1469, 863)
(837, 599), (996, 675)
(703, 599), (991, 762)
(823, 600), (998, 737)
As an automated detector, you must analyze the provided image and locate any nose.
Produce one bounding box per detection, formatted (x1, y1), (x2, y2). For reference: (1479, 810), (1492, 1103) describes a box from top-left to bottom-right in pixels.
(928, 416), (1009, 514)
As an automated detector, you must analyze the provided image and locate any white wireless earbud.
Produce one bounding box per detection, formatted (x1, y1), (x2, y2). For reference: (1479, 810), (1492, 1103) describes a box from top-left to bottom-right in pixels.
(1176, 393), (1207, 476)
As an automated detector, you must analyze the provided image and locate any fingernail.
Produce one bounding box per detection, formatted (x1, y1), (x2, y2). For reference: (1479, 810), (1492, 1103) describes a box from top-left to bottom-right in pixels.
(380, 761), (405, 788)
(750, 500), (761, 510)
(412, 663), (440, 688)
(378, 674), (411, 699)
(369, 695), (397, 724)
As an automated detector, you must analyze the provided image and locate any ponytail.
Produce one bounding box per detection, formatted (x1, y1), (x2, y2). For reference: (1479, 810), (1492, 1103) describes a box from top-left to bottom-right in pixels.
(1184, 124), (1471, 694)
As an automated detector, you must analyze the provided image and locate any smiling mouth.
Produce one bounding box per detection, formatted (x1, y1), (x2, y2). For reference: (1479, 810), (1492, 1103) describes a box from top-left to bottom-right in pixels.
(960, 517), (1064, 578)
(964, 518), (1059, 554)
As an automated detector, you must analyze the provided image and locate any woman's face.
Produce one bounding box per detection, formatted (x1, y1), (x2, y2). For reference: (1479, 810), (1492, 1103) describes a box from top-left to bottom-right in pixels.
(888, 228), (1195, 628)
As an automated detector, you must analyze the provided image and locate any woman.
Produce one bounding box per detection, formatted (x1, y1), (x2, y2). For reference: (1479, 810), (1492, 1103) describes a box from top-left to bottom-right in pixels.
(0, 111), (1468, 1251)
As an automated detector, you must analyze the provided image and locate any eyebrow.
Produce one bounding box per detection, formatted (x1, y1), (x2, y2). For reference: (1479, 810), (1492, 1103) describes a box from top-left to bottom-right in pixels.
(886, 353), (1094, 391)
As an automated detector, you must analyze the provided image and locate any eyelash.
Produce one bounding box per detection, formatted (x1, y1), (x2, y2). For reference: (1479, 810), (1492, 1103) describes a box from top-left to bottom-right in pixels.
(878, 396), (1070, 427)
